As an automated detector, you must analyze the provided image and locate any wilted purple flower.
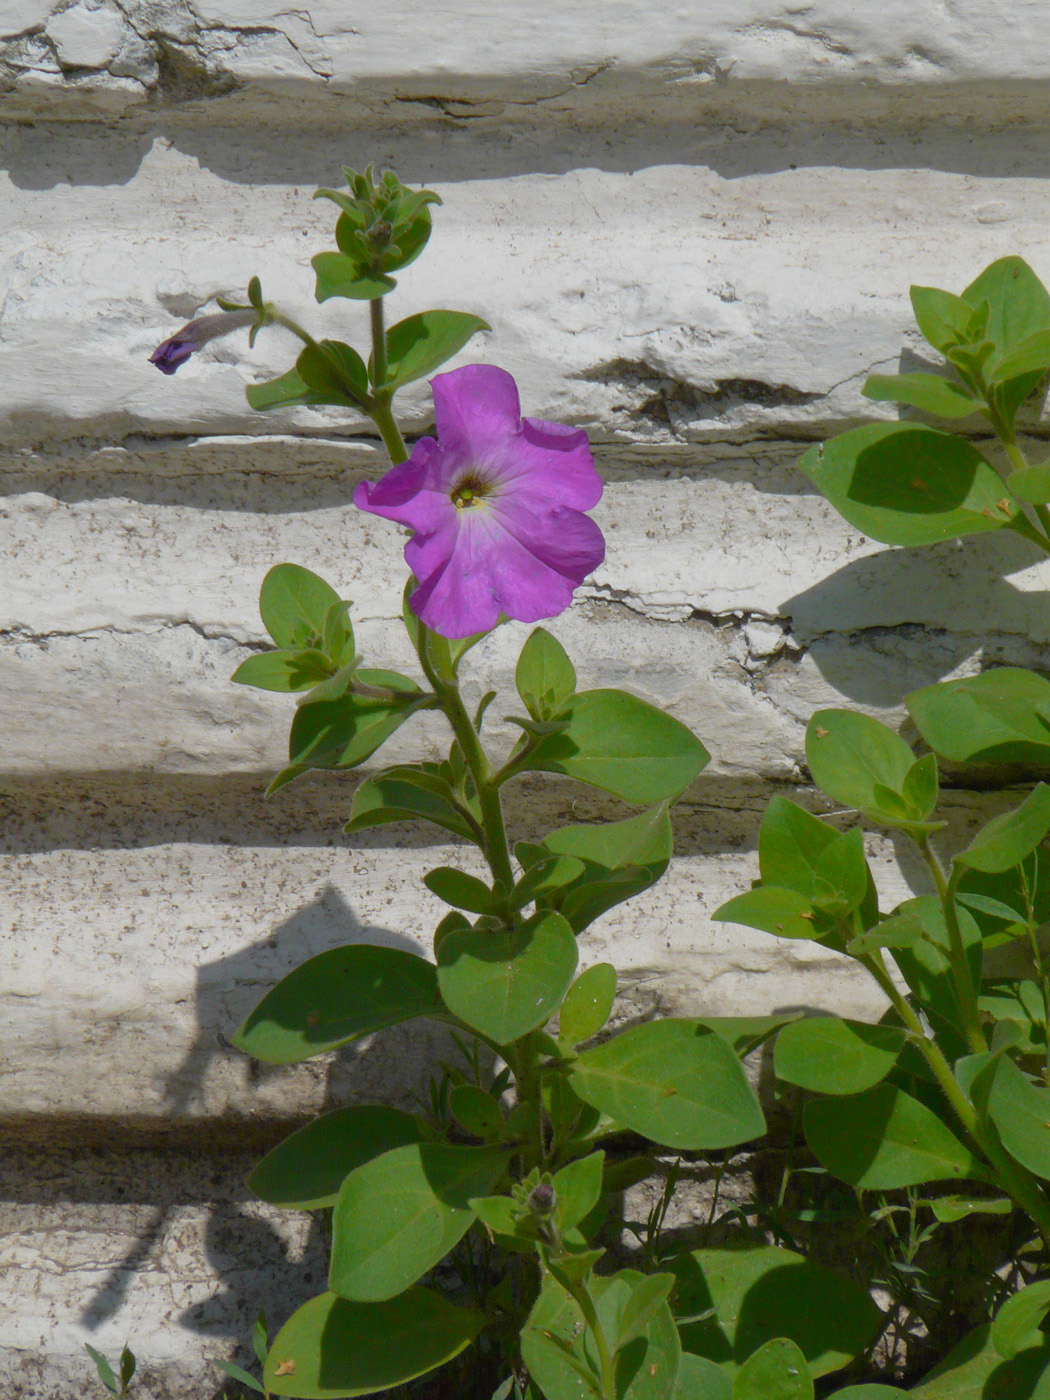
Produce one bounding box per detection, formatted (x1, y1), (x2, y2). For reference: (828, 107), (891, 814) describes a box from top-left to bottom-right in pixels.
(354, 365), (604, 639)
(148, 309), (256, 375)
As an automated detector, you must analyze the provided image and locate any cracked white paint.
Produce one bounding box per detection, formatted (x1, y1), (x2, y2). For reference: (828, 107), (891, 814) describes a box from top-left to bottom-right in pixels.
(6, 7), (1050, 1390)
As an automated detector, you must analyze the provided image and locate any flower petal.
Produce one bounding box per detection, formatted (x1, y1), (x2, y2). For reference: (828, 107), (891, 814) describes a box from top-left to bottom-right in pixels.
(431, 364), (522, 466)
(353, 439), (455, 534)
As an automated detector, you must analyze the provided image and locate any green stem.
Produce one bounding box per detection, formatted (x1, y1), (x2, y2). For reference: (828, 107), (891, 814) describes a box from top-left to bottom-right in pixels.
(863, 951), (1050, 1248)
(371, 394), (408, 466)
(370, 297), (389, 391)
(915, 836), (987, 1056)
(550, 1265), (617, 1400)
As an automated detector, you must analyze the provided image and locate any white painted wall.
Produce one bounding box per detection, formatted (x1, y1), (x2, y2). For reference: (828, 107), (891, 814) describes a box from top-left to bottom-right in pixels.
(4, 4), (1050, 1393)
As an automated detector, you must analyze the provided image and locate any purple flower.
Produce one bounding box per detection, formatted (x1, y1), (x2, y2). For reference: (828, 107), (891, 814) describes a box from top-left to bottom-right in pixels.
(354, 365), (605, 639)
(148, 309), (256, 375)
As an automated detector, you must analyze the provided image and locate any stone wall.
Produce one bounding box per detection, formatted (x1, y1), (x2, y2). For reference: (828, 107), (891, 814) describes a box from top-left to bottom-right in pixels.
(4, 2), (1050, 1393)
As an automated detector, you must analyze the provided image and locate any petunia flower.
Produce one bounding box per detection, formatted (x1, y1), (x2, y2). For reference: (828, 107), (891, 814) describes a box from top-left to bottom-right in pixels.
(354, 364), (605, 639)
(148, 309), (256, 375)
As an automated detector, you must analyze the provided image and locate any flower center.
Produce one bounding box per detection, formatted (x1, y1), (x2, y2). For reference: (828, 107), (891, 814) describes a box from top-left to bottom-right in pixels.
(450, 470), (492, 511)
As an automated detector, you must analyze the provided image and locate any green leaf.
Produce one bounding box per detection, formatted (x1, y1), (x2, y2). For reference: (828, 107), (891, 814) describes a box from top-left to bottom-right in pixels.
(862, 372), (981, 418)
(675, 1353), (732, 1400)
(510, 855), (587, 913)
(346, 766), (478, 842)
(826, 1388), (907, 1399)
(553, 1151), (606, 1231)
(697, 1015), (801, 1058)
(436, 910), (578, 1044)
(330, 1143), (505, 1300)
(233, 944), (441, 1064)
(536, 803), (674, 934)
(732, 1338), (813, 1400)
(449, 1084), (504, 1138)
(928, 1194), (1012, 1223)
(965, 257), (1050, 357)
(248, 1106), (423, 1209)
(714, 886), (832, 943)
(264, 1288), (484, 1398)
(811, 828), (869, 917)
(516, 627), (577, 720)
(907, 668), (1050, 764)
(910, 284), (974, 354)
(805, 710), (918, 823)
(312, 251), (395, 302)
(215, 1359), (265, 1393)
(522, 1269), (681, 1400)
(804, 1083), (987, 1189)
(232, 649), (335, 693)
(296, 340), (369, 405)
(253, 1310), (268, 1367)
(955, 784), (1050, 873)
(797, 423), (1019, 546)
(288, 684), (431, 774)
(902, 752), (939, 820)
(424, 866), (493, 913)
(378, 310), (490, 390)
(758, 797), (838, 894)
(259, 564), (343, 649)
(1008, 462), (1050, 504)
(888, 896), (982, 1043)
(672, 1244), (881, 1380)
(524, 689), (710, 803)
(246, 365), (360, 412)
(975, 1054), (1050, 1181)
(993, 1281), (1050, 1359)
(559, 963), (618, 1049)
(991, 329), (1050, 382)
(569, 1019), (765, 1150)
(84, 1346), (119, 1397)
(910, 1321), (1050, 1399)
(774, 1018), (905, 1095)
(616, 1273), (677, 1352)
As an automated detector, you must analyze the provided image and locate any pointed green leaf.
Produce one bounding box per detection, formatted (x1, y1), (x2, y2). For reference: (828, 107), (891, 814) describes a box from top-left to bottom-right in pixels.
(232, 649), (335, 692)
(330, 1143), (506, 1300)
(233, 944), (440, 1064)
(553, 1151), (606, 1231)
(616, 1273), (676, 1352)
(675, 1352), (732, 1400)
(559, 963), (617, 1049)
(927, 1195), (1012, 1223)
(312, 251), (395, 302)
(804, 1083), (987, 1189)
(378, 310), (490, 390)
(671, 1244), (881, 1380)
(993, 1281), (1050, 1360)
(907, 668), (1050, 764)
(259, 564), (343, 649)
(964, 256), (1050, 356)
(510, 855), (587, 913)
(758, 797), (837, 894)
(516, 627), (577, 719)
(537, 803), (674, 934)
(449, 1083), (504, 1138)
(976, 1054), (1050, 1181)
(296, 340), (369, 404)
(805, 710), (915, 819)
(569, 1020), (765, 1150)
(910, 284), (973, 354)
(264, 1289), (483, 1398)
(774, 1018), (905, 1095)
(798, 423), (1019, 546)
(910, 1321), (1050, 1399)
(346, 767), (478, 842)
(246, 365), (355, 412)
(424, 866), (494, 913)
(714, 886), (833, 943)
(862, 372), (981, 418)
(732, 1338), (813, 1400)
(84, 1346), (119, 1397)
(525, 689), (710, 803)
(697, 1015), (801, 1058)
(523, 1270), (680, 1400)
(215, 1359), (264, 1393)
(955, 784), (1050, 873)
(991, 329), (1050, 382)
(248, 1106), (423, 1209)
(288, 685), (431, 773)
(437, 910), (578, 1044)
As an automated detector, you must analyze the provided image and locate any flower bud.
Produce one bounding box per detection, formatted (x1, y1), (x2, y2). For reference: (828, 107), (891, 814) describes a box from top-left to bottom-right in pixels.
(527, 1180), (557, 1219)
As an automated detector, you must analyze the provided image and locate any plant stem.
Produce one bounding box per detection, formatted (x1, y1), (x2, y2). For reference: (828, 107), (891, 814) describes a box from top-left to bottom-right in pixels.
(862, 951), (1050, 1248)
(550, 1266), (617, 1400)
(915, 836), (987, 1056)
(366, 295), (408, 464)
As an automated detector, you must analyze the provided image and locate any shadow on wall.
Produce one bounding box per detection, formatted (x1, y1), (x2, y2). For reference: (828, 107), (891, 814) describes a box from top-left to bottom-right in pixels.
(77, 886), (457, 1339)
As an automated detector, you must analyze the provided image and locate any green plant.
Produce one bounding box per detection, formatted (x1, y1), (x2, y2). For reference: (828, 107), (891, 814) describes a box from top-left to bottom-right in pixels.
(85, 1343), (136, 1398)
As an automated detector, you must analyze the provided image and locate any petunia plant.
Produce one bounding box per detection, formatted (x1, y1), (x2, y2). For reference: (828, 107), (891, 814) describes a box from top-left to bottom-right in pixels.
(152, 165), (904, 1400)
